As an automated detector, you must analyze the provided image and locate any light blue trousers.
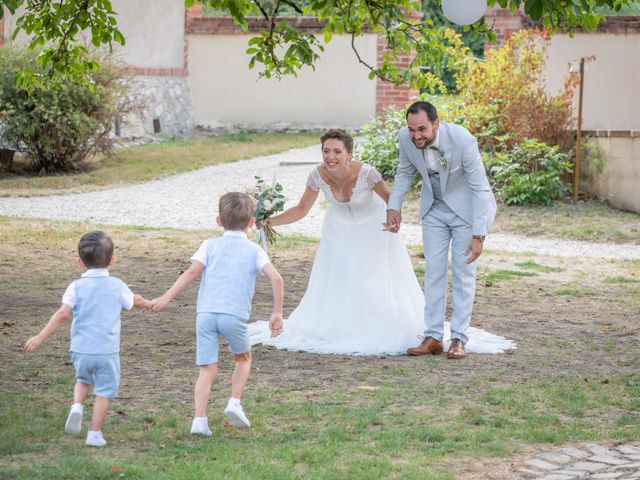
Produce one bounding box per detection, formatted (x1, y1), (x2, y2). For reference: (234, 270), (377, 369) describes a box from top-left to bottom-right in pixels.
(422, 203), (476, 344)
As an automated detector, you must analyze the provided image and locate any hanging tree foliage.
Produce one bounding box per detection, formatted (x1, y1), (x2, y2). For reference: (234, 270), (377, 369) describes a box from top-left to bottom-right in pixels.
(0, 0), (635, 90)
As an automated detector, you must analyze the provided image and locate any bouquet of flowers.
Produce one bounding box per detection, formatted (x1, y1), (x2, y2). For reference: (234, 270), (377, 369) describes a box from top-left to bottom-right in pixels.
(251, 176), (286, 248)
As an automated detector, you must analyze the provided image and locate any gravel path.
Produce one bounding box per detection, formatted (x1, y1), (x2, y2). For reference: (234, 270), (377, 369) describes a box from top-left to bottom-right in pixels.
(1, 145), (639, 260)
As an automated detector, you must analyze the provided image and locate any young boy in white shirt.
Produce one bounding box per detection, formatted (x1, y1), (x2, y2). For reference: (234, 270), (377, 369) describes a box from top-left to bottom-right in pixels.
(149, 192), (284, 435)
(25, 231), (149, 447)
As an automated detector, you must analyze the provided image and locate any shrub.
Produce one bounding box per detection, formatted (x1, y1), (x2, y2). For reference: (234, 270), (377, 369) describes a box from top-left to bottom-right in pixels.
(0, 46), (137, 173)
(452, 30), (577, 152)
(486, 138), (573, 205)
(355, 106), (406, 179)
(356, 96), (458, 182)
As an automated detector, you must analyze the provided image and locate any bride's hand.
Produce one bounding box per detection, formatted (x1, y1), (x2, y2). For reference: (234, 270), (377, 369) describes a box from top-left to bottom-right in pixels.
(256, 217), (270, 229)
(384, 209), (401, 232)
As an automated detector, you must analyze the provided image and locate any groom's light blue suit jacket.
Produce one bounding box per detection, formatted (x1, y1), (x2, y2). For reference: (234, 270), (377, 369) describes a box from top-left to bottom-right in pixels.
(388, 121), (496, 236)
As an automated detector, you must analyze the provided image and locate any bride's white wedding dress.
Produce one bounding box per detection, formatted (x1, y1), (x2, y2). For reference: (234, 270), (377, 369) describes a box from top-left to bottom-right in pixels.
(249, 164), (515, 356)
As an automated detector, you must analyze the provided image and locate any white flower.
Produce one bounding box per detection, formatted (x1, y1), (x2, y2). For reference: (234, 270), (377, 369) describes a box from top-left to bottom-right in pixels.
(263, 199), (272, 211)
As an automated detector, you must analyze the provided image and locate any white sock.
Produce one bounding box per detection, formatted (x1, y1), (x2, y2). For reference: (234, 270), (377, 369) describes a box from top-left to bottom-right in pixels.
(228, 397), (241, 406)
(71, 403), (84, 412)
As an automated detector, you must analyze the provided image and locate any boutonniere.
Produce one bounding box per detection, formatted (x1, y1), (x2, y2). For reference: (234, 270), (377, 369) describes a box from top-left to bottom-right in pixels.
(438, 149), (448, 168)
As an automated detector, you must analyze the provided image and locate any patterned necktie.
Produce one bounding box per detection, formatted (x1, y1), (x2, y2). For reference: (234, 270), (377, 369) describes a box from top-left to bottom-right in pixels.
(427, 145), (439, 171)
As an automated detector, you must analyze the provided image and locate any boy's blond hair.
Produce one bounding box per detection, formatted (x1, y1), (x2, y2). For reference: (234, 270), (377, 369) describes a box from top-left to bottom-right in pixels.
(219, 192), (255, 230)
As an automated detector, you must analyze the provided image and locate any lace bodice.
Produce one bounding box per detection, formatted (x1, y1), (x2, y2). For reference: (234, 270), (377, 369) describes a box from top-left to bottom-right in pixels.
(306, 163), (383, 215)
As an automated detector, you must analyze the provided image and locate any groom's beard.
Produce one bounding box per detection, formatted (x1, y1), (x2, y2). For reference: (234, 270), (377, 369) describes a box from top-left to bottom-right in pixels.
(411, 132), (437, 150)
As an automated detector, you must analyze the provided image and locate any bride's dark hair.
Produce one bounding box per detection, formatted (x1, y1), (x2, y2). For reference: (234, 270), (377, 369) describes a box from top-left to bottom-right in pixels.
(320, 129), (354, 153)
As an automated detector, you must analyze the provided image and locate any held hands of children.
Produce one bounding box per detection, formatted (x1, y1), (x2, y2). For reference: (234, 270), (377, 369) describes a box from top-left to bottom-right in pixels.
(147, 295), (170, 312)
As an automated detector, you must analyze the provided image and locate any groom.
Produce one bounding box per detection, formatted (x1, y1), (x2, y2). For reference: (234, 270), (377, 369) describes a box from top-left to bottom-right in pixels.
(386, 101), (496, 359)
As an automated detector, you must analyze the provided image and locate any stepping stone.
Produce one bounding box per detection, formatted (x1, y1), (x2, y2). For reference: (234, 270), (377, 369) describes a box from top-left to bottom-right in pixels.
(586, 444), (616, 456)
(615, 445), (640, 455)
(551, 470), (590, 478)
(557, 448), (590, 459)
(589, 473), (625, 479)
(526, 459), (559, 470)
(567, 461), (609, 472)
(534, 474), (575, 480)
(589, 455), (629, 466)
(539, 452), (573, 464)
(519, 467), (544, 477)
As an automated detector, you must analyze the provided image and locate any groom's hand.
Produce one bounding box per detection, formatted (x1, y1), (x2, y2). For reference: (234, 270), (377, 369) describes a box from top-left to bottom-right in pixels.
(464, 237), (483, 264)
(385, 209), (402, 233)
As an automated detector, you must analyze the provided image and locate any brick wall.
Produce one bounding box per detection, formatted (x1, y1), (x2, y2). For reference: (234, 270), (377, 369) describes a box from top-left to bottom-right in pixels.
(483, 8), (640, 51)
(483, 6), (534, 50)
(374, 7), (421, 116)
(374, 42), (419, 115)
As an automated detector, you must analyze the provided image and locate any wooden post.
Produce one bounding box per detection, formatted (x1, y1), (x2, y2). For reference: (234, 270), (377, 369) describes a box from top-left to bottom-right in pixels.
(573, 57), (585, 203)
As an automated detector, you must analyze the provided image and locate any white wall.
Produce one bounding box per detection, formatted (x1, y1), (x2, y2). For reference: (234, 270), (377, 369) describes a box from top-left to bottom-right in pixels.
(187, 33), (378, 129)
(3, 0), (185, 69)
(110, 0), (185, 69)
(592, 137), (640, 213)
(545, 32), (640, 130)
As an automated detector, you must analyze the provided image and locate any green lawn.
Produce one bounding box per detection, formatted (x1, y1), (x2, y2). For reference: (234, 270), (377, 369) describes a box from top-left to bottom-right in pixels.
(1, 218), (639, 479)
(0, 132), (318, 196)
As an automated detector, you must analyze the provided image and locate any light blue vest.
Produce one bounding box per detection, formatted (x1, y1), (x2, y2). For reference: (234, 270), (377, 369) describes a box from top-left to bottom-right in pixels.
(70, 276), (125, 354)
(196, 235), (260, 320)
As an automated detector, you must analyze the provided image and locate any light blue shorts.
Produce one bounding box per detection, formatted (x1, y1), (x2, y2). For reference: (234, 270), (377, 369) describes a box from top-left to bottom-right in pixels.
(71, 352), (120, 399)
(196, 312), (250, 365)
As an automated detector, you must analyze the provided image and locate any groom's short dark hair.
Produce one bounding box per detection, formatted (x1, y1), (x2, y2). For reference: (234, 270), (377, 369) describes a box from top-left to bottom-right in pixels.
(406, 101), (438, 122)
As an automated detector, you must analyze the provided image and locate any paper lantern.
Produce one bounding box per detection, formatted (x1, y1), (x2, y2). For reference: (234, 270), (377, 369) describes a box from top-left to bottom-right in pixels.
(441, 0), (487, 26)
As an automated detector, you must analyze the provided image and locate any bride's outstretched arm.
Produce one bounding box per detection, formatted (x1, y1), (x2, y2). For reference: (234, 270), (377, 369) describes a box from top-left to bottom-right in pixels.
(265, 186), (319, 227)
(373, 180), (391, 204)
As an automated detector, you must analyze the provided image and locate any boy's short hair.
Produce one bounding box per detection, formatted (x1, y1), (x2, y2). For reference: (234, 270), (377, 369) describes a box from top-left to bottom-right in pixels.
(320, 129), (354, 154)
(219, 192), (255, 230)
(78, 231), (114, 268)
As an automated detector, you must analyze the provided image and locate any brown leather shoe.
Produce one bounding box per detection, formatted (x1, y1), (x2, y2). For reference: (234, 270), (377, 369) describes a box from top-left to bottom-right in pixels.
(407, 337), (444, 356)
(447, 339), (466, 359)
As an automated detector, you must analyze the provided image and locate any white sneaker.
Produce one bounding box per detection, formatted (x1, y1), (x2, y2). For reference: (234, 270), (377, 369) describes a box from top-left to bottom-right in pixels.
(190, 418), (212, 436)
(64, 404), (83, 435)
(85, 430), (107, 447)
(223, 400), (250, 429)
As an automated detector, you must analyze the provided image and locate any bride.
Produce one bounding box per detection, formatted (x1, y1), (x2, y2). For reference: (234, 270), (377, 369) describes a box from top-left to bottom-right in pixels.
(249, 129), (514, 356)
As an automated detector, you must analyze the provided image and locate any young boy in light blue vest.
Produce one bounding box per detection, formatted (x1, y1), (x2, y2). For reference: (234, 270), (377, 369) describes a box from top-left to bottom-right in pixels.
(25, 231), (150, 447)
(149, 192), (284, 435)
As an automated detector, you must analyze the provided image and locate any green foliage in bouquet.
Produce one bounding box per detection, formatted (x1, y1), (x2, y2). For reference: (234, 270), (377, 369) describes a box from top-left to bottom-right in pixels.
(251, 176), (286, 245)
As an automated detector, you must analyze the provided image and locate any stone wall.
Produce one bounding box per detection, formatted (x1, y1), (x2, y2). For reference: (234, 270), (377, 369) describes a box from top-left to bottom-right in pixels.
(120, 76), (194, 138)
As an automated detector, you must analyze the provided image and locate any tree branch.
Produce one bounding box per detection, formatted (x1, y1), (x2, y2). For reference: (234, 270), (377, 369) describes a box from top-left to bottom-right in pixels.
(279, 0), (303, 15)
(251, 0), (270, 20)
(50, 0), (89, 70)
